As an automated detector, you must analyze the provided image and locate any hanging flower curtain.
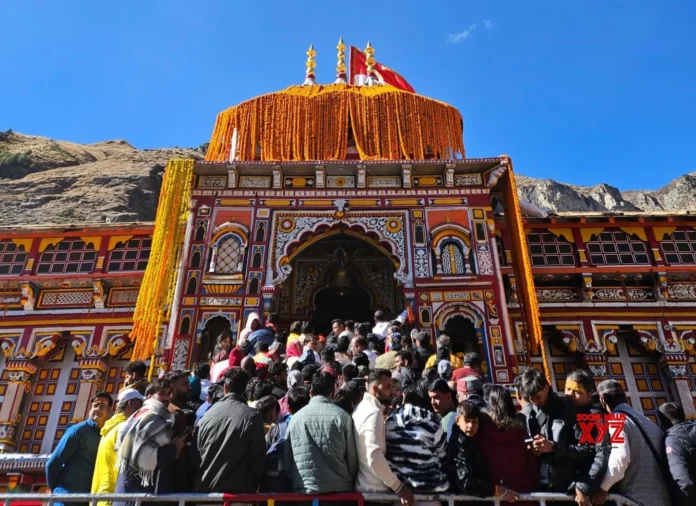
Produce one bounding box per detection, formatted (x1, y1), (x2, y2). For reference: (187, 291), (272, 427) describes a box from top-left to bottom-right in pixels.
(205, 84), (464, 162)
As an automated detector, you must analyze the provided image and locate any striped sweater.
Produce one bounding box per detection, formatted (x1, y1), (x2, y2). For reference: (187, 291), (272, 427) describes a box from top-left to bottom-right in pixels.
(385, 404), (450, 492)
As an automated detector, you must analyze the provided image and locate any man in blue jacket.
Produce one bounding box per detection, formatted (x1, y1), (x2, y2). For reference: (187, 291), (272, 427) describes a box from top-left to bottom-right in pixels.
(46, 392), (113, 506)
(243, 313), (278, 355)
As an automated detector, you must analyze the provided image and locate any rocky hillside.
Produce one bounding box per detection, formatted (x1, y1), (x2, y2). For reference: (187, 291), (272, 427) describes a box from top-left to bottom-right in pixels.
(1, 131), (693, 226)
(0, 131), (204, 226)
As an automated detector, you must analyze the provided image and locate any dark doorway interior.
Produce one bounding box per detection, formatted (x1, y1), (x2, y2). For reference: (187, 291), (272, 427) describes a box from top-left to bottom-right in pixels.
(312, 270), (373, 334)
(444, 315), (478, 354)
(198, 315), (232, 364)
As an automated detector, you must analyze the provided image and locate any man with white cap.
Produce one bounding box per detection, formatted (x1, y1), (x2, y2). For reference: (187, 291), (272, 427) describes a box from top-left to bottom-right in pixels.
(91, 388), (144, 506)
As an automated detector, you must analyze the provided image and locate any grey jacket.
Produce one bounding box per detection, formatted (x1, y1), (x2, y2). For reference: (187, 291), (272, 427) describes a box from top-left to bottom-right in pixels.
(284, 396), (358, 493)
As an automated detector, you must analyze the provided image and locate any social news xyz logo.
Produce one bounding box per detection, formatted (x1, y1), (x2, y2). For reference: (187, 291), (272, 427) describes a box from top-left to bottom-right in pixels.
(577, 413), (626, 444)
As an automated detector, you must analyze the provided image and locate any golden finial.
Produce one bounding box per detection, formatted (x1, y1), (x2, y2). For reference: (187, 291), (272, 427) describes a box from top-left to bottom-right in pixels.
(303, 44), (316, 85)
(335, 37), (347, 84)
(364, 41), (378, 86)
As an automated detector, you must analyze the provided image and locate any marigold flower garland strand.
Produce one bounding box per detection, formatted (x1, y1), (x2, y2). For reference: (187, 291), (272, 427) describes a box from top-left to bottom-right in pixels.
(204, 84), (464, 162)
(501, 159), (550, 382)
(130, 159), (194, 365)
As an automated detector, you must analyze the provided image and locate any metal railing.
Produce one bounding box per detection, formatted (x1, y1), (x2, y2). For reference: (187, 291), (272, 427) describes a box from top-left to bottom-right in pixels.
(0, 492), (641, 506)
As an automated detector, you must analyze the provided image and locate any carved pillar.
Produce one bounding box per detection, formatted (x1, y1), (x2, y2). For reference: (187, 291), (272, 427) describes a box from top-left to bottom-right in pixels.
(659, 354), (696, 418)
(272, 166), (283, 189)
(227, 167), (238, 188)
(71, 359), (108, 423)
(0, 360), (37, 452)
(208, 245), (219, 273)
(20, 283), (35, 311)
(401, 164), (412, 188)
(356, 164), (366, 188)
(582, 273), (594, 301)
(314, 165), (325, 189)
(93, 280), (105, 309)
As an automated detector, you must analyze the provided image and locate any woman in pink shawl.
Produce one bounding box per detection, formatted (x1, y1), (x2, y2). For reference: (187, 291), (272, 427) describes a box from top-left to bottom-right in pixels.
(210, 347), (244, 383)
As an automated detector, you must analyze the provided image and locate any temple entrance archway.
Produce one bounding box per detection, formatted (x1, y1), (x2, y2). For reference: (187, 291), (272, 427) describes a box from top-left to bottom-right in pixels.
(274, 232), (401, 334)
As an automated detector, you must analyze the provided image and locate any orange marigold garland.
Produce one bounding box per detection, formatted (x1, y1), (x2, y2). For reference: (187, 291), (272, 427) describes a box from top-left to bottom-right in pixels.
(205, 84), (464, 162)
(130, 159), (194, 363)
(500, 158), (549, 382)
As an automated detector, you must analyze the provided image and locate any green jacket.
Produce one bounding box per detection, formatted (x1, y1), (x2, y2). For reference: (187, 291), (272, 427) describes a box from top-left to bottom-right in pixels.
(284, 396), (358, 493)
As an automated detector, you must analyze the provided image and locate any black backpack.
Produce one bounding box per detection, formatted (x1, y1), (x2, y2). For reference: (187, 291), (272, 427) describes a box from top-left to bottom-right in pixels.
(261, 420), (292, 492)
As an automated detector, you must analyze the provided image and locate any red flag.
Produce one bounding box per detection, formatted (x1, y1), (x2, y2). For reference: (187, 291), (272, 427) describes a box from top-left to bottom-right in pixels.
(349, 46), (415, 93)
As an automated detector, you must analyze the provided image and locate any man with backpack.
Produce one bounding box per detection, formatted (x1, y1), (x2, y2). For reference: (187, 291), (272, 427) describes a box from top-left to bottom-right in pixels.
(592, 380), (671, 506)
(262, 386), (310, 492)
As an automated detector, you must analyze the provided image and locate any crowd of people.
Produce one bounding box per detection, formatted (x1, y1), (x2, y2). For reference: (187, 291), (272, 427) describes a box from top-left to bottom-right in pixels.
(45, 311), (696, 506)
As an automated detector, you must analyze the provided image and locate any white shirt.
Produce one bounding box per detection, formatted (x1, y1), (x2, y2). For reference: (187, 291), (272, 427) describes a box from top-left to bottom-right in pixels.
(372, 322), (390, 339)
(600, 423), (631, 491)
(352, 393), (401, 492)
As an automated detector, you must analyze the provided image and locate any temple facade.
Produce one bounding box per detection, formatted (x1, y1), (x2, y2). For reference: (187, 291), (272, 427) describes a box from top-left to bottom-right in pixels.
(1, 47), (696, 492)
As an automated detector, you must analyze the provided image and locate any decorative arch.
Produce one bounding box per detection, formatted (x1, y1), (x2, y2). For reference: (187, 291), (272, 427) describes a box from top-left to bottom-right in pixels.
(431, 223), (472, 250)
(190, 249), (202, 268)
(434, 302), (485, 330)
(211, 222), (250, 246)
(268, 211), (410, 288)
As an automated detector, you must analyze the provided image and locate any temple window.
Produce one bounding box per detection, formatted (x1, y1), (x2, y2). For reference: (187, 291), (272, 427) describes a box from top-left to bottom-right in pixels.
(496, 238), (506, 267)
(252, 250), (263, 268)
(107, 237), (151, 272)
(214, 235), (244, 274)
(190, 249), (202, 268)
(587, 231), (650, 266)
(0, 240), (28, 275)
(248, 277), (260, 295)
(441, 241), (467, 275)
(36, 239), (96, 274)
(186, 276), (198, 295)
(255, 222), (266, 242)
(659, 229), (696, 265)
(414, 222), (426, 245)
(528, 232), (576, 267)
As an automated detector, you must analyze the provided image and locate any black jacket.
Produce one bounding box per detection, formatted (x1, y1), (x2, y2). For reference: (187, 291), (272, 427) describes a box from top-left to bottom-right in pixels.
(413, 345), (434, 372)
(522, 392), (583, 492)
(192, 393), (267, 493)
(568, 399), (610, 495)
(665, 420), (696, 505)
(446, 424), (495, 497)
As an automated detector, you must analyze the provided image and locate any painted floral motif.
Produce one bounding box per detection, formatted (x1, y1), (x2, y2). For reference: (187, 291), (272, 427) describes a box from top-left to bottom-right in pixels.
(667, 283), (696, 300)
(536, 288), (577, 301)
(454, 174), (482, 186)
(475, 244), (494, 275)
(414, 248), (429, 278)
(239, 176), (271, 188)
(172, 339), (190, 371)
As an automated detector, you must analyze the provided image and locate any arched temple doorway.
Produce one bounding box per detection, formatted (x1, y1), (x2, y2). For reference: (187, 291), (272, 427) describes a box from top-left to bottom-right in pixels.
(275, 233), (401, 334)
(197, 315), (232, 363)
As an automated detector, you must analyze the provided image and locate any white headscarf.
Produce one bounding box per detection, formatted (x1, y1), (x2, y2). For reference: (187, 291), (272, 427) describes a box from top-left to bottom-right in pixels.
(238, 312), (261, 346)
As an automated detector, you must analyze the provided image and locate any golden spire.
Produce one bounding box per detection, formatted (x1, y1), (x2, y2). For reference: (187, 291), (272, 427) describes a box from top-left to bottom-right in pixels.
(335, 37), (347, 84)
(303, 44), (317, 85)
(364, 41), (378, 86)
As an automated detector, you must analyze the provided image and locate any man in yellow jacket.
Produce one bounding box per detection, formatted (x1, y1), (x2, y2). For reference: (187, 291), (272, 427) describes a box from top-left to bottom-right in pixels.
(91, 388), (144, 506)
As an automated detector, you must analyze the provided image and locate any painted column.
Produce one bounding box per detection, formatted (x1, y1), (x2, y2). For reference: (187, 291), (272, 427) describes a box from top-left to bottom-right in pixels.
(0, 360), (37, 452)
(659, 354), (696, 418)
(71, 358), (108, 423)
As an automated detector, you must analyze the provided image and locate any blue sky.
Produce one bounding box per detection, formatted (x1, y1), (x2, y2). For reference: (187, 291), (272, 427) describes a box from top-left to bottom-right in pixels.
(2, 1), (694, 190)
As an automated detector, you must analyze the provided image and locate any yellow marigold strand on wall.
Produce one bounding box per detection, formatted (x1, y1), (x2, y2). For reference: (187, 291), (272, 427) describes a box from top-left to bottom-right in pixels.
(205, 84), (464, 162)
(130, 159), (194, 362)
(500, 159), (549, 382)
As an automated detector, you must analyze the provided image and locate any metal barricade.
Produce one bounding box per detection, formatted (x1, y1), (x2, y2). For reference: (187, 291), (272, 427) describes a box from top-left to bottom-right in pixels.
(0, 492), (641, 506)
